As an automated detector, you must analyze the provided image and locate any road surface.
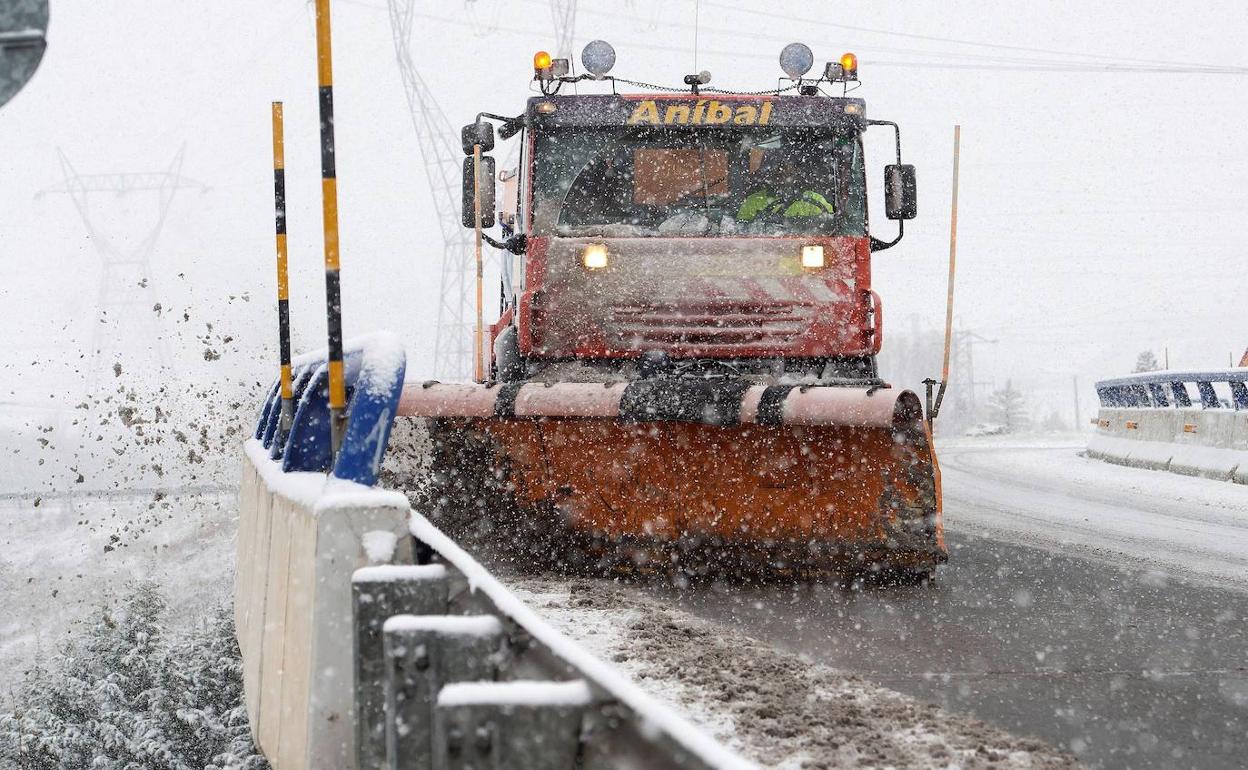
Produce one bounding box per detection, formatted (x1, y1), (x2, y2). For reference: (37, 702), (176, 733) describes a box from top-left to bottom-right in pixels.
(941, 440), (1248, 590)
(637, 439), (1248, 769)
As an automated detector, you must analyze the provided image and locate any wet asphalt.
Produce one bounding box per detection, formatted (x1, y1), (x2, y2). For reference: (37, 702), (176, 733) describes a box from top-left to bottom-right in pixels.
(638, 532), (1248, 769)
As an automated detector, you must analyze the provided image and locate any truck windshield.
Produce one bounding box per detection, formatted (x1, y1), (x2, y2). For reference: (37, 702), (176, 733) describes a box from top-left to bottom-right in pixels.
(532, 127), (866, 238)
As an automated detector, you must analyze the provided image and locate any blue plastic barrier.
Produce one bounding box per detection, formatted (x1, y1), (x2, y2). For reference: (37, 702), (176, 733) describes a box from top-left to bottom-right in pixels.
(254, 333), (406, 487)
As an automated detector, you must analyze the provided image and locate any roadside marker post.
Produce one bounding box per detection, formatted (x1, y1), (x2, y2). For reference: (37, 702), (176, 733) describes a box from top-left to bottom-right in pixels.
(314, 0), (347, 455)
(271, 102), (295, 445)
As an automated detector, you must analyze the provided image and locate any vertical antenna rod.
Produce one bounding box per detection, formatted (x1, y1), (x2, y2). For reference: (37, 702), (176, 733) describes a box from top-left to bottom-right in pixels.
(271, 101), (295, 443)
(315, 0), (347, 454)
(941, 125), (961, 385)
(929, 124), (960, 425)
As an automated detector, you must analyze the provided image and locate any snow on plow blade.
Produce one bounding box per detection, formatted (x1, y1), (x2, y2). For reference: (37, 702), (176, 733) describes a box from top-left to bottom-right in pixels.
(396, 381), (946, 577)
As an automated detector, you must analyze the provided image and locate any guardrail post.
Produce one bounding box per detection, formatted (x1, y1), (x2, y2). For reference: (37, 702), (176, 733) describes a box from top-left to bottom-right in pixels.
(1231, 381), (1248, 411)
(354, 566), (451, 770)
(383, 615), (505, 770)
(433, 680), (592, 770)
(1171, 381), (1192, 407)
(1197, 380), (1219, 409)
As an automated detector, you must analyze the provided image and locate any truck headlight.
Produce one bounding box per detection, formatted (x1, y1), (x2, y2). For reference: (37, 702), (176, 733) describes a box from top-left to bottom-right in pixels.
(801, 244), (824, 268)
(582, 243), (609, 270)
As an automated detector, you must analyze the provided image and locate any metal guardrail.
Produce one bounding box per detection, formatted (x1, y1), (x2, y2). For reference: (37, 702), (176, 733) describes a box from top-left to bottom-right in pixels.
(347, 512), (756, 770)
(1095, 370), (1248, 411)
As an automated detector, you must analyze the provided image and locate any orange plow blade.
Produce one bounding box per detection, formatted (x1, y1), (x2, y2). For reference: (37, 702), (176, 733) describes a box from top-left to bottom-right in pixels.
(395, 382), (946, 578)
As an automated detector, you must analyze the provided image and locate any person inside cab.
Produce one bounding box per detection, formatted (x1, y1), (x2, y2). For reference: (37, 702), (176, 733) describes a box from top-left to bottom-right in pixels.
(736, 149), (835, 226)
(561, 150), (634, 228)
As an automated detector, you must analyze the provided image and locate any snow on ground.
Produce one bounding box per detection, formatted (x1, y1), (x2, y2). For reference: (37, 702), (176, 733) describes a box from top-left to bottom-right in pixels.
(509, 577), (1078, 770)
(0, 488), (238, 681)
(0, 369), (262, 679)
(939, 434), (1248, 590)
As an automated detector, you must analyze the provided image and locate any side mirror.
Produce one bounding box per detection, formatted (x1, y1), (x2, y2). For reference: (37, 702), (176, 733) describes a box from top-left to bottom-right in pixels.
(884, 164), (917, 220)
(461, 121), (494, 155)
(462, 155), (496, 229)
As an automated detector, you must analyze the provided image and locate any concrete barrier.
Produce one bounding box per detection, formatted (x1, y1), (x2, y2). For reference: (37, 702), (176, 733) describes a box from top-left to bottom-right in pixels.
(235, 439), (412, 770)
(1088, 370), (1248, 483)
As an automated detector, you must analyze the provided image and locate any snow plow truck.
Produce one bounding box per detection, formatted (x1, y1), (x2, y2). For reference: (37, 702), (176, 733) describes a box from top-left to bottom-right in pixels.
(395, 42), (946, 579)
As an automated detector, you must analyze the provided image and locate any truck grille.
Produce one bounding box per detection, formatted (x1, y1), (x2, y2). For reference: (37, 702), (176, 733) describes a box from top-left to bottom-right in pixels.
(606, 302), (813, 349)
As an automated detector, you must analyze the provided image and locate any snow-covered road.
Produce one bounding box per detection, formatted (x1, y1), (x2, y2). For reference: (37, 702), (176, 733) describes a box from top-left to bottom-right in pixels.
(939, 437), (1248, 590)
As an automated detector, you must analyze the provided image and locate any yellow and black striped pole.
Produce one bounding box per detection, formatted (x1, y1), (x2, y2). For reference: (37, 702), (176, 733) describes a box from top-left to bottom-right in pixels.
(272, 101), (295, 440)
(314, 0), (347, 454)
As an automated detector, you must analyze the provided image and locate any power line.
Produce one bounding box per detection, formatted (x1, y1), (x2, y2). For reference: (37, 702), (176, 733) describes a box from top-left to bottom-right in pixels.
(514, 0), (1209, 73)
(702, 0), (1248, 73)
(571, 0), (1248, 74)
(359, 4), (1248, 80)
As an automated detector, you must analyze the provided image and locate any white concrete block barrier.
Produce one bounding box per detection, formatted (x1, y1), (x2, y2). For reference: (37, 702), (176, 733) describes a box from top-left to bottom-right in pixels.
(235, 439), (413, 770)
(1088, 369), (1248, 483)
(236, 440), (756, 770)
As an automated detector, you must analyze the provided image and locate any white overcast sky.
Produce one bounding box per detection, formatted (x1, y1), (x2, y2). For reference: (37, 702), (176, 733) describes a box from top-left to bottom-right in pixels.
(2, 0), (1246, 420)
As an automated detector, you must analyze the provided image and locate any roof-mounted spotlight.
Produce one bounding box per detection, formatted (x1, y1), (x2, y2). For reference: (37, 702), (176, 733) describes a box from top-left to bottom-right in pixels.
(824, 52), (859, 83)
(581, 39), (616, 78)
(779, 42), (814, 80)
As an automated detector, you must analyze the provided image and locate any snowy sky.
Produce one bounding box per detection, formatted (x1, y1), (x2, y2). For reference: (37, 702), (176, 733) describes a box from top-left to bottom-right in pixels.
(2, 0), (1246, 422)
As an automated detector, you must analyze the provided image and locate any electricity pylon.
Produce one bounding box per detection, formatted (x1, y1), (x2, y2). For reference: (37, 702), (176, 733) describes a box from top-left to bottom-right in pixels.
(387, 0), (475, 381)
(387, 0), (576, 381)
(550, 0), (578, 58)
(40, 147), (207, 394)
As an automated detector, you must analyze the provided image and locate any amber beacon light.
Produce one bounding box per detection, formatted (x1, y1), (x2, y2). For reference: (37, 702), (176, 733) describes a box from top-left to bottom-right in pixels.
(840, 52), (858, 80)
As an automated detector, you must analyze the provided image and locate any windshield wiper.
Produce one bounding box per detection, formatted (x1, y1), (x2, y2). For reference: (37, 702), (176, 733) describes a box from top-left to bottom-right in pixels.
(696, 144), (715, 234)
